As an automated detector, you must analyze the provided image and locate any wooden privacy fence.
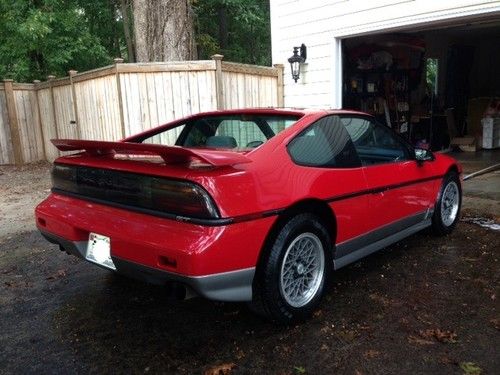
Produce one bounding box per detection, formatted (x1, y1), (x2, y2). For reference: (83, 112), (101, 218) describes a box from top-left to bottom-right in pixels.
(0, 55), (284, 165)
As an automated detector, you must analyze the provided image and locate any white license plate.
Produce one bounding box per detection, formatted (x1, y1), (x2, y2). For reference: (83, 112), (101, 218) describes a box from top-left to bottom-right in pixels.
(86, 233), (115, 270)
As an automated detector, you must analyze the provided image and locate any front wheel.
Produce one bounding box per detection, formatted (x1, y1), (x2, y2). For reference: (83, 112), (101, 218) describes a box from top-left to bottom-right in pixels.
(431, 172), (462, 235)
(250, 213), (332, 324)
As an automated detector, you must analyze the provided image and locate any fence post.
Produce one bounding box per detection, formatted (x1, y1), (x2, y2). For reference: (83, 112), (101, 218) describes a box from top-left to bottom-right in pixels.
(3, 79), (23, 165)
(114, 58), (126, 139)
(273, 64), (285, 108)
(47, 75), (59, 142)
(211, 54), (224, 110)
(33, 79), (47, 160)
(68, 70), (82, 139)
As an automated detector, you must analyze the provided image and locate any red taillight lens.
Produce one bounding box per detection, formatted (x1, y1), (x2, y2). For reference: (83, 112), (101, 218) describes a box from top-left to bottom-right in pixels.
(150, 179), (219, 219)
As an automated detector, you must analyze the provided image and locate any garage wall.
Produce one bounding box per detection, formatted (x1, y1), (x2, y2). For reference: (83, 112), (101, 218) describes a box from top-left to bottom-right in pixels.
(469, 35), (500, 97)
(270, 0), (500, 108)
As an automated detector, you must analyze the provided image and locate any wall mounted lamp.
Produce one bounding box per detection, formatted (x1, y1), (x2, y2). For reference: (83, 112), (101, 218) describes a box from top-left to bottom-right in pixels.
(288, 44), (307, 82)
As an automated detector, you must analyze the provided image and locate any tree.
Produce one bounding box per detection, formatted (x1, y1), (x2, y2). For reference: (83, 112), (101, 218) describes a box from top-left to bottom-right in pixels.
(132, 0), (197, 62)
(193, 0), (271, 66)
(0, 0), (118, 81)
(0, 0), (272, 81)
(120, 0), (135, 62)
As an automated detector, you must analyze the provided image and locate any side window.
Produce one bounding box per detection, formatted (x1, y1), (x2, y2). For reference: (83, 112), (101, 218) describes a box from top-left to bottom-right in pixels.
(341, 117), (410, 165)
(287, 116), (361, 168)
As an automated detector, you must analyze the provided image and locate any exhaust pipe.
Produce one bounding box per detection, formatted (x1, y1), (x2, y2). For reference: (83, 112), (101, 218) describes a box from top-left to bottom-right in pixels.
(58, 245), (72, 256)
(164, 282), (187, 301)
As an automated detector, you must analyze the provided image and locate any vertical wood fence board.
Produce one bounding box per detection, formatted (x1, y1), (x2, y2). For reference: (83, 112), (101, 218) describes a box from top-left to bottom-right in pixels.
(120, 73), (143, 137)
(75, 75), (121, 141)
(53, 85), (78, 140)
(37, 88), (59, 161)
(0, 90), (14, 164)
(198, 71), (217, 111)
(14, 90), (44, 162)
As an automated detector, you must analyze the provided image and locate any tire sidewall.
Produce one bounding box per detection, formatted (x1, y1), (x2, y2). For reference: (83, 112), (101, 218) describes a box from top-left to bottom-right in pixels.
(433, 172), (462, 235)
(261, 213), (332, 323)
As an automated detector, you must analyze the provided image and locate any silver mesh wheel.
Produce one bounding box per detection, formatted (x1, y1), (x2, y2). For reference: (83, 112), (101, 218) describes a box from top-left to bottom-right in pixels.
(441, 181), (459, 227)
(279, 232), (325, 308)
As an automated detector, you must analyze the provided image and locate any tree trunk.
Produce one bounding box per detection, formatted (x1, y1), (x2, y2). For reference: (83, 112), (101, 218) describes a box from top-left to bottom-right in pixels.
(132, 0), (197, 62)
(217, 5), (228, 50)
(120, 0), (135, 62)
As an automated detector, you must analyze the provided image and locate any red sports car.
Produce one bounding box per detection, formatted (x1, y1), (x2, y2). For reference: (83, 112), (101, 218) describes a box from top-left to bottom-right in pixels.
(35, 108), (462, 323)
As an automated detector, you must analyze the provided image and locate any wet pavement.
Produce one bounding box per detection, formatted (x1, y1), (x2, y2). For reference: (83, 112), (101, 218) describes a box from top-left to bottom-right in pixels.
(1, 160), (499, 374)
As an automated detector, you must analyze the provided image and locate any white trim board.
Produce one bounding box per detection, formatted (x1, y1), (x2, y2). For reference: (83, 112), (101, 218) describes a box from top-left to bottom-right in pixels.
(331, 4), (500, 38)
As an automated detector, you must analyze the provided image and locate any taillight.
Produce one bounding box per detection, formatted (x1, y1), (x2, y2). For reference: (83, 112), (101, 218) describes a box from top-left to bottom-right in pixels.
(150, 178), (219, 219)
(51, 164), (220, 220)
(51, 164), (77, 193)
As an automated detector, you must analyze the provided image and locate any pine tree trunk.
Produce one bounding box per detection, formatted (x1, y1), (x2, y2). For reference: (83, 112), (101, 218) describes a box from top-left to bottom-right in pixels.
(132, 0), (197, 62)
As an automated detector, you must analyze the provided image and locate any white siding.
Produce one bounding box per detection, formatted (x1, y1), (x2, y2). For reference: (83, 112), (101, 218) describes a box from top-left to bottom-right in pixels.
(271, 0), (500, 108)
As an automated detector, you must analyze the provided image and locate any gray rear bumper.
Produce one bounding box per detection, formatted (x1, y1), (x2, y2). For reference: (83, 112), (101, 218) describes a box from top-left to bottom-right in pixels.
(40, 230), (255, 302)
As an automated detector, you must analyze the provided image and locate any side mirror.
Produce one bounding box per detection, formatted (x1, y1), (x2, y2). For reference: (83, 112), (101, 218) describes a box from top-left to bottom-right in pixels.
(414, 148), (434, 163)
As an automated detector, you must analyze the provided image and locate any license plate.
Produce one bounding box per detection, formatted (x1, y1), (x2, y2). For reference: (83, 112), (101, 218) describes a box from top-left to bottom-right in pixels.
(86, 233), (115, 270)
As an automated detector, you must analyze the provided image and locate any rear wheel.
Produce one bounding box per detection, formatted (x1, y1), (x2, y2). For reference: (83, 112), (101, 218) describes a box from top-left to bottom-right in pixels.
(250, 213), (332, 324)
(432, 172), (462, 235)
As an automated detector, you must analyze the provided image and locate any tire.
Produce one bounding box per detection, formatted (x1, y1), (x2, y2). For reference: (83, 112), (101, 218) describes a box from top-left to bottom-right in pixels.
(250, 213), (332, 324)
(431, 172), (462, 235)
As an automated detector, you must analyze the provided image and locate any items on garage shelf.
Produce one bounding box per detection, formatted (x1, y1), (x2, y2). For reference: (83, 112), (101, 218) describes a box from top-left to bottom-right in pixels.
(343, 36), (424, 139)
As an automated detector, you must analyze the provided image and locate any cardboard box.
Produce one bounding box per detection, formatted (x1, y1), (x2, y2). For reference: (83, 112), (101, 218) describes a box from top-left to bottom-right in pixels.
(451, 136), (479, 152)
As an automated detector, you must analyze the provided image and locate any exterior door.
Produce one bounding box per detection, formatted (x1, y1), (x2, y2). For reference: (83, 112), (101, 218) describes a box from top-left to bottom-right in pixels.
(341, 116), (437, 233)
(286, 115), (370, 245)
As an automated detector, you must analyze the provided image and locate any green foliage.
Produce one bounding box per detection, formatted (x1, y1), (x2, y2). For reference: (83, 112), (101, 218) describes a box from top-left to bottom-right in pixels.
(0, 0), (272, 81)
(193, 0), (271, 66)
(0, 0), (116, 81)
(426, 58), (438, 95)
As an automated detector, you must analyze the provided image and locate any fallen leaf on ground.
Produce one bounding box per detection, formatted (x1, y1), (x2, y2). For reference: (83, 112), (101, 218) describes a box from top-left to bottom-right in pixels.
(419, 328), (457, 343)
(408, 335), (435, 346)
(490, 318), (500, 330)
(293, 366), (306, 374)
(363, 349), (381, 359)
(204, 363), (236, 375)
(369, 293), (391, 306)
(46, 269), (67, 280)
(313, 309), (323, 317)
(337, 329), (358, 342)
(459, 361), (482, 375)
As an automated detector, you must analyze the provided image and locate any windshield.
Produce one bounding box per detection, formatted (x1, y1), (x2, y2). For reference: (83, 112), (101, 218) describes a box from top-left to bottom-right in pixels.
(139, 115), (300, 150)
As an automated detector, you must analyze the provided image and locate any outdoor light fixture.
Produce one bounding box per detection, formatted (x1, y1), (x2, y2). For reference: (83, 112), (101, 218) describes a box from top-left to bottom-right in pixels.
(288, 44), (307, 82)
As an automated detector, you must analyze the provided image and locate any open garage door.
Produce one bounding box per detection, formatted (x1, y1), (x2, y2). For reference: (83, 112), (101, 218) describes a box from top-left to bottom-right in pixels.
(341, 17), (500, 151)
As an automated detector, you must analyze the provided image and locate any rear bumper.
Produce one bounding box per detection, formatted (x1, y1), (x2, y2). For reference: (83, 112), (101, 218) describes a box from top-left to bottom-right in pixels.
(41, 230), (255, 301)
(36, 193), (276, 301)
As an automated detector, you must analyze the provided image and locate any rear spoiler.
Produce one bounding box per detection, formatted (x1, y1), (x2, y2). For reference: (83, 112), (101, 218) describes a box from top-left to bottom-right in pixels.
(51, 139), (251, 167)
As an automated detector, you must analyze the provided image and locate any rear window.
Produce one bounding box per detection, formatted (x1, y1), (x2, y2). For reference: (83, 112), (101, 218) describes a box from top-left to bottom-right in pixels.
(139, 115), (300, 149)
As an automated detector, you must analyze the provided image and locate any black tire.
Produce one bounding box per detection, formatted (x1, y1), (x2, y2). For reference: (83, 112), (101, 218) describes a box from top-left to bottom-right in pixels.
(250, 213), (332, 324)
(431, 172), (462, 235)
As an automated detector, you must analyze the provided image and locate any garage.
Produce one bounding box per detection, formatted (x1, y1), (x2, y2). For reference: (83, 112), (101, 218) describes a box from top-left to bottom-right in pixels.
(341, 17), (500, 151)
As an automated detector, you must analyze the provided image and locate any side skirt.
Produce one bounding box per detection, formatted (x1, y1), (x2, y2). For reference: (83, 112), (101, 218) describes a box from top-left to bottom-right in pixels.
(333, 212), (432, 270)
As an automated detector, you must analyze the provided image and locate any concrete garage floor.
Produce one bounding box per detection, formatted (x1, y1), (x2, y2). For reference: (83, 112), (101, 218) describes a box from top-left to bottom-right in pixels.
(452, 150), (500, 218)
(0, 153), (499, 375)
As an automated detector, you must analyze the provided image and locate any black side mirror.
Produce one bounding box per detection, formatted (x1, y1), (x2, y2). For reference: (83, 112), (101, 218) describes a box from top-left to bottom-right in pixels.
(414, 148), (434, 163)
